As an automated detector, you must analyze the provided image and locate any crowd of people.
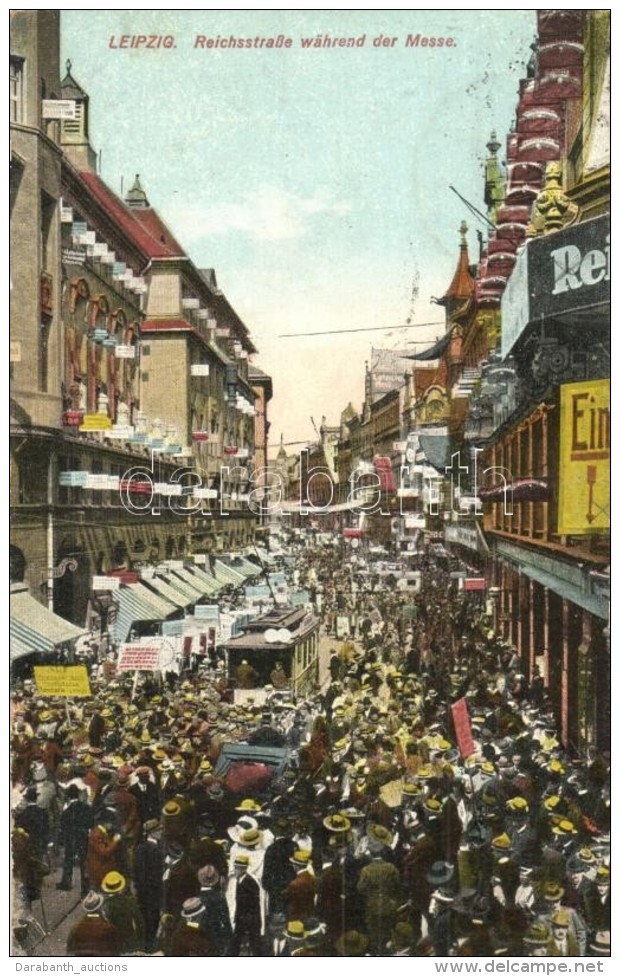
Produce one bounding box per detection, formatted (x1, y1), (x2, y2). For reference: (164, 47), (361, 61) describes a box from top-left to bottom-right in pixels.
(11, 536), (611, 957)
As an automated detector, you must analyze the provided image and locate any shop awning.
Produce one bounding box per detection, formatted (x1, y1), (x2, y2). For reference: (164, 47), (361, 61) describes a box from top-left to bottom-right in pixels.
(156, 572), (202, 604)
(374, 456), (396, 493)
(406, 329), (453, 361)
(167, 566), (212, 600)
(112, 582), (177, 643)
(141, 575), (193, 609)
(185, 564), (224, 595)
(10, 584), (87, 657)
(253, 546), (276, 567)
(418, 433), (451, 472)
(224, 555), (262, 579)
(214, 560), (246, 586)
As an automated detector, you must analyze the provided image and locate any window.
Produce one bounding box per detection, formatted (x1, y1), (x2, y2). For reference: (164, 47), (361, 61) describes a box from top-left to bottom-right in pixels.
(10, 56), (24, 124)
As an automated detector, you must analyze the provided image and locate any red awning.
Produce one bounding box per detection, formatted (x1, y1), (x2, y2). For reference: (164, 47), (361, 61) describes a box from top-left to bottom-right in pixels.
(343, 528), (363, 539)
(107, 569), (139, 584)
(373, 456), (396, 493)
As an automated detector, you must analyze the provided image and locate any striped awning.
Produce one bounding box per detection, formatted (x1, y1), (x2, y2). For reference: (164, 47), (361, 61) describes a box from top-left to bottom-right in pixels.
(10, 584), (87, 658)
(166, 567), (210, 601)
(184, 564), (223, 595)
(224, 556), (262, 579)
(112, 582), (177, 643)
(214, 560), (246, 586)
(142, 575), (193, 609)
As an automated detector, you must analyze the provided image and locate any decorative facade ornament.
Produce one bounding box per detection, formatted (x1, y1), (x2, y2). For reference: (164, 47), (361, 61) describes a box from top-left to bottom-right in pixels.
(526, 161), (580, 236)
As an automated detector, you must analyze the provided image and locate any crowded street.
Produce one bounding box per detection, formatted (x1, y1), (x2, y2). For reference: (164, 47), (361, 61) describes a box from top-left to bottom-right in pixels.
(11, 533), (611, 958)
(10, 8), (610, 963)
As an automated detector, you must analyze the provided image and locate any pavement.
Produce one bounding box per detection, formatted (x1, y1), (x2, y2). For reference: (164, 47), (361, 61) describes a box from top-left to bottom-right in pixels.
(13, 851), (82, 956)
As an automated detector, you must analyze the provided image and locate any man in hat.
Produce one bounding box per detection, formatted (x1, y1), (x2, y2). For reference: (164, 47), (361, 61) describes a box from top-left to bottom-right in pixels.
(235, 659), (258, 690)
(130, 766), (160, 825)
(549, 908), (581, 956)
(261, 817), (296, 918)
(13, 785), (49, 859)
(56, 783), (94, 896)
(162, 841), (201, 919)
(228, 853), (263, 956)
(196, 863), (232, 956)
(271, 660), (289, 690)
(357, 824), (404, 954)
(66, 891), (124, 957)
(263, 912), (291, 956)
(101, 870), (145, 953)
(88, 706), (106, 750)
(167, 897), (217, 956)
(106, 766), (141, 863)
(582, 866), (611, 936)
(85, 817), (123, 891)
(523, 921), (553, 956)
(589, 931), (611, 957)
(284, 848), (317, 921)
(132, 818), (164, 952)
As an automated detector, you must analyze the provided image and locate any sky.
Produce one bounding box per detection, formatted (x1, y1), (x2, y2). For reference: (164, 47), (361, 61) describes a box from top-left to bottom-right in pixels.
(61, 9), (536, 451)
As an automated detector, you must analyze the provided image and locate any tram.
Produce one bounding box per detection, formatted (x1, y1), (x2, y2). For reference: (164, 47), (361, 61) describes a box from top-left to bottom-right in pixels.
(220, 605), (320, 701)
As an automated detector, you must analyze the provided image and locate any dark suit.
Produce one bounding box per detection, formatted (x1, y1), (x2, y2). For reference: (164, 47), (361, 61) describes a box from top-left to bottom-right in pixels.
(133, 836), (164, 950)
(261, 837), (296, 915)
(199, 885), (233, 956)
(130, 781), (160, 824)
(230, 873), (262, 956)
(58, 798), (94, 895)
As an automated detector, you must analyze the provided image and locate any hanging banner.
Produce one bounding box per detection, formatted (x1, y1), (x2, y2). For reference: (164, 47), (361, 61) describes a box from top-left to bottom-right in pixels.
(558, 378), (610, 534)
(451, 697), (475, 759)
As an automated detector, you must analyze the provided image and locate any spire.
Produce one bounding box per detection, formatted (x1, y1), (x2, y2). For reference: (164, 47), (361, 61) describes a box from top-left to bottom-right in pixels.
(125, 174), (150, 208)
(276, 434), (287, 461)
(436, 222), (476, 309)
(60, 59), (87, 99)
(484, 130), (505, 222)
(58, 59), (97, 172)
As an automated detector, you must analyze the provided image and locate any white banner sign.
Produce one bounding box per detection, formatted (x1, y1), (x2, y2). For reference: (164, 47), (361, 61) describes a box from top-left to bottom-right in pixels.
(92, 576), (120, 591)
(42, 99), (76, 119)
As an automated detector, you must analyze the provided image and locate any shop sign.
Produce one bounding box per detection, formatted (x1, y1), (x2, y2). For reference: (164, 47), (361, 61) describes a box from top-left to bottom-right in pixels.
(558, 378), (610, 534)
(502, 215), (610, 357)
(463, 577), (486, 591)
(79, 414), (113, 431)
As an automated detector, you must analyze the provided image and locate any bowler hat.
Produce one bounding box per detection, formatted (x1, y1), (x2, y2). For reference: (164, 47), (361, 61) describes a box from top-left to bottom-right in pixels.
(426, 861), (454, 887)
